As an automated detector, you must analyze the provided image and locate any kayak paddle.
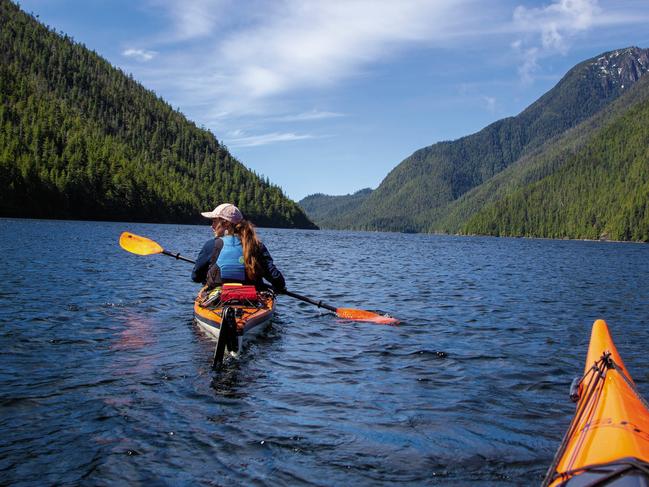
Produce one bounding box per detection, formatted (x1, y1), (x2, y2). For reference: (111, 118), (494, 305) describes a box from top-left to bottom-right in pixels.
(119, 231), (399, 325)
(282, 290), (399, 325)
(119, 231), (195, 263)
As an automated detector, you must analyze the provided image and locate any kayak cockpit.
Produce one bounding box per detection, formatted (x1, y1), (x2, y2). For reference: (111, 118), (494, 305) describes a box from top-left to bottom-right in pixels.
(543, 320), (649, 487)
(549, 458), (649, 486)
(193, 284), (276, 368)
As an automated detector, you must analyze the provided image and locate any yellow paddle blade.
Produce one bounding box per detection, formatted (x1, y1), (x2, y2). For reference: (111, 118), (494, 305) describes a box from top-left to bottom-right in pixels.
(119, 232), (164, 256)
(336, 308), (400, 325)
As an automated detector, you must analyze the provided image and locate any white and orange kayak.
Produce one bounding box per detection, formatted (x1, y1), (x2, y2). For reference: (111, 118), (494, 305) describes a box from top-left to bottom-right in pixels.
(193, 283), (275, 366)
(543, 319), (649, 486)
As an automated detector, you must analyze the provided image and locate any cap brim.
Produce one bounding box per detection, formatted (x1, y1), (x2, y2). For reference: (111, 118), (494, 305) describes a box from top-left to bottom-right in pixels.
(201, 211), (216, 218)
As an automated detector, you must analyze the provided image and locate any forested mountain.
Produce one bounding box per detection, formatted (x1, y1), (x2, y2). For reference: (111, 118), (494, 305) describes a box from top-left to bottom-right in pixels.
(462, 75), (649, 241)
(0, 0), (316, 228)
(299, 189), (372, 228)
(439, 73), (649, 237)
(300, 47), (649, 237)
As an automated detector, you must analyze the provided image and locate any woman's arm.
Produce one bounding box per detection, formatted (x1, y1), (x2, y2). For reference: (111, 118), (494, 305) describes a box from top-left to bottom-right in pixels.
(191, 238), (215, 283)
(259, 243), (286, 291)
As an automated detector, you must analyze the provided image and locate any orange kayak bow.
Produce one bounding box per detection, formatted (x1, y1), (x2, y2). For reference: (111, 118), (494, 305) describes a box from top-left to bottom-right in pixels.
(543, 319), (649, 486)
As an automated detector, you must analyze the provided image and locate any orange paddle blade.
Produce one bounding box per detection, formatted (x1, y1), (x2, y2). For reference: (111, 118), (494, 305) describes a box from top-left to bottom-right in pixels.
(119, 232), (164, 256)
(335, 308), (399, 325)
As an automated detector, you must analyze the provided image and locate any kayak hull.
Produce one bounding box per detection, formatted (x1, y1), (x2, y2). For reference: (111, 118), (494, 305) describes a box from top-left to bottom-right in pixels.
(545, 319), (649, 486)
(193, 286), (275, 357)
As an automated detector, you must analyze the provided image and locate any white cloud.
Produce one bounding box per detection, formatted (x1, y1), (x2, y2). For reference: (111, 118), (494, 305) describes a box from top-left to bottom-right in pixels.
(122, 48), (157, 62)
(131, 0), (649, 139)
(268, 110), (345, 122)
(217, 1), (475, 101)
(148, 0), (226, 42)
(226, 131), (319, 148)
(482, 96), (497, 113)
(511, 42), (541, 84)
(514, 0), (600, 52)
(143, 0), (484, 117)
(511, 0), (601, 81)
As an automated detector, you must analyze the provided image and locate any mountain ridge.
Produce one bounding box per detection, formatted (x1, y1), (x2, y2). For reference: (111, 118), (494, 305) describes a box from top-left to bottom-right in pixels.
(0, 0), (317, 228)
(461, 73), (649, 241)
(438, 72), (649, 235)
(299, 46), (649, 239)
(299, 188), (373, 228)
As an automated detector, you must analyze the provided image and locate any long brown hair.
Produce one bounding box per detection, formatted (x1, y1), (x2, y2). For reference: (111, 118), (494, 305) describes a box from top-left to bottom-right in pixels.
(233, 219), (262, 281)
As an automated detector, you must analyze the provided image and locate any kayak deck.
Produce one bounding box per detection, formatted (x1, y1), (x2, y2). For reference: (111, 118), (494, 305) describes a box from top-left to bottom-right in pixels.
(544, 319), (649, 486)
(193, 284), (275, 356)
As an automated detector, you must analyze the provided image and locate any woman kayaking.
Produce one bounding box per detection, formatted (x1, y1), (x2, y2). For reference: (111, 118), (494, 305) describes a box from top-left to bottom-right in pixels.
(191, 203), (286, 294)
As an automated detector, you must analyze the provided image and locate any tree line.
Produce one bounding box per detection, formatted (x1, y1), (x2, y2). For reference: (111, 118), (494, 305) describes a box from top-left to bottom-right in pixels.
(0, 0), (316, 228)
(462, 92), (649, 241)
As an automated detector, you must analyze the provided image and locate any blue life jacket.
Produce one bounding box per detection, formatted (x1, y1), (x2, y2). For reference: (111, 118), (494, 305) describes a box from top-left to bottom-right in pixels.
(217, 235), (246, 281)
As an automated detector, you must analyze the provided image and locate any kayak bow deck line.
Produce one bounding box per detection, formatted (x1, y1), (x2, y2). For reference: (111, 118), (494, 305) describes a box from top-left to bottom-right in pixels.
(543, 319), (649, 486)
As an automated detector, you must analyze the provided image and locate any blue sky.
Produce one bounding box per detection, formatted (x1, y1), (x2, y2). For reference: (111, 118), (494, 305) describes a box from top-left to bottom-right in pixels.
(17, 0), (649, 201)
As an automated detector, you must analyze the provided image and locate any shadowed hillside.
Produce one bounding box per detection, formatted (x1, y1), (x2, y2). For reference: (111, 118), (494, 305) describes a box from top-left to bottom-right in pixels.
(0, 0), (317, 228)
(300, 47), (649, 238)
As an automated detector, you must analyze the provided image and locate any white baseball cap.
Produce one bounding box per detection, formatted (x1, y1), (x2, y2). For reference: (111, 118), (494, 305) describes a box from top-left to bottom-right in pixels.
(200, 203), (244, 223)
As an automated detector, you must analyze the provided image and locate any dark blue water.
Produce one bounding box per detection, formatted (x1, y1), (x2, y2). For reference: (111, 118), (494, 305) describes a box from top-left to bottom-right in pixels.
(1, 218), (649, 486)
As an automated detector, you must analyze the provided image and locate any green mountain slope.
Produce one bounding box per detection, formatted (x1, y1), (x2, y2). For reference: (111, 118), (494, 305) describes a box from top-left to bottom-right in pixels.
(436, 72), (649, 235)
(462, 80), (649, 241)
(299, 189), (372, 228)
(302, 47), (649, 234)
(0, 1), (316, 228)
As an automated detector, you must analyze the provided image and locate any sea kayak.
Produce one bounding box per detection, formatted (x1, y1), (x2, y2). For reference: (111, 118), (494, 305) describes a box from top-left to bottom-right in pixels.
(193, 283), (275, 365)
(543, 319), (649, 486)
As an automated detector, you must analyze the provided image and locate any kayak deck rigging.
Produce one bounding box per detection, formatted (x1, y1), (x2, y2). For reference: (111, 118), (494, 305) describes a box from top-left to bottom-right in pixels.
(193, 284), (276, 368)
(543, 320), (649, 487)
(546, 353), (649, 486)
(548, 457), (649, 486)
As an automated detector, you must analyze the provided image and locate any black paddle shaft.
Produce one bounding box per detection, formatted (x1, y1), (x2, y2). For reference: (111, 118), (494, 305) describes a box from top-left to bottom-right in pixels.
(162, 250), (195, 264)
(283, 290), (337, 313)
(156, 248), (337, 314)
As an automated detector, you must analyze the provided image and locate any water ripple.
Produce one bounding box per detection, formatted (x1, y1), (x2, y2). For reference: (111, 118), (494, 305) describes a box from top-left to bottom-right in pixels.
(1, 220), (649, 485)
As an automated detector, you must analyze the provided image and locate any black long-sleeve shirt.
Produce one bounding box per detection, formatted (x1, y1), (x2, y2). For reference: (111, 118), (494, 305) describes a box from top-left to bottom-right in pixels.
(191, 237), (286, 291)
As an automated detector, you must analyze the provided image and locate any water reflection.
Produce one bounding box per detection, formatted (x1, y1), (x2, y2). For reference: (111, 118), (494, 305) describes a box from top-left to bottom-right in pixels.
(1, 220), (648, 486)
(112, 312), (155, 352)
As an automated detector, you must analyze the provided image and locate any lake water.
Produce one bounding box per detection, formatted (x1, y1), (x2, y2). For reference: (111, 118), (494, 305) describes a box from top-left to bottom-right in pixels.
(1, 218), (649, 486)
